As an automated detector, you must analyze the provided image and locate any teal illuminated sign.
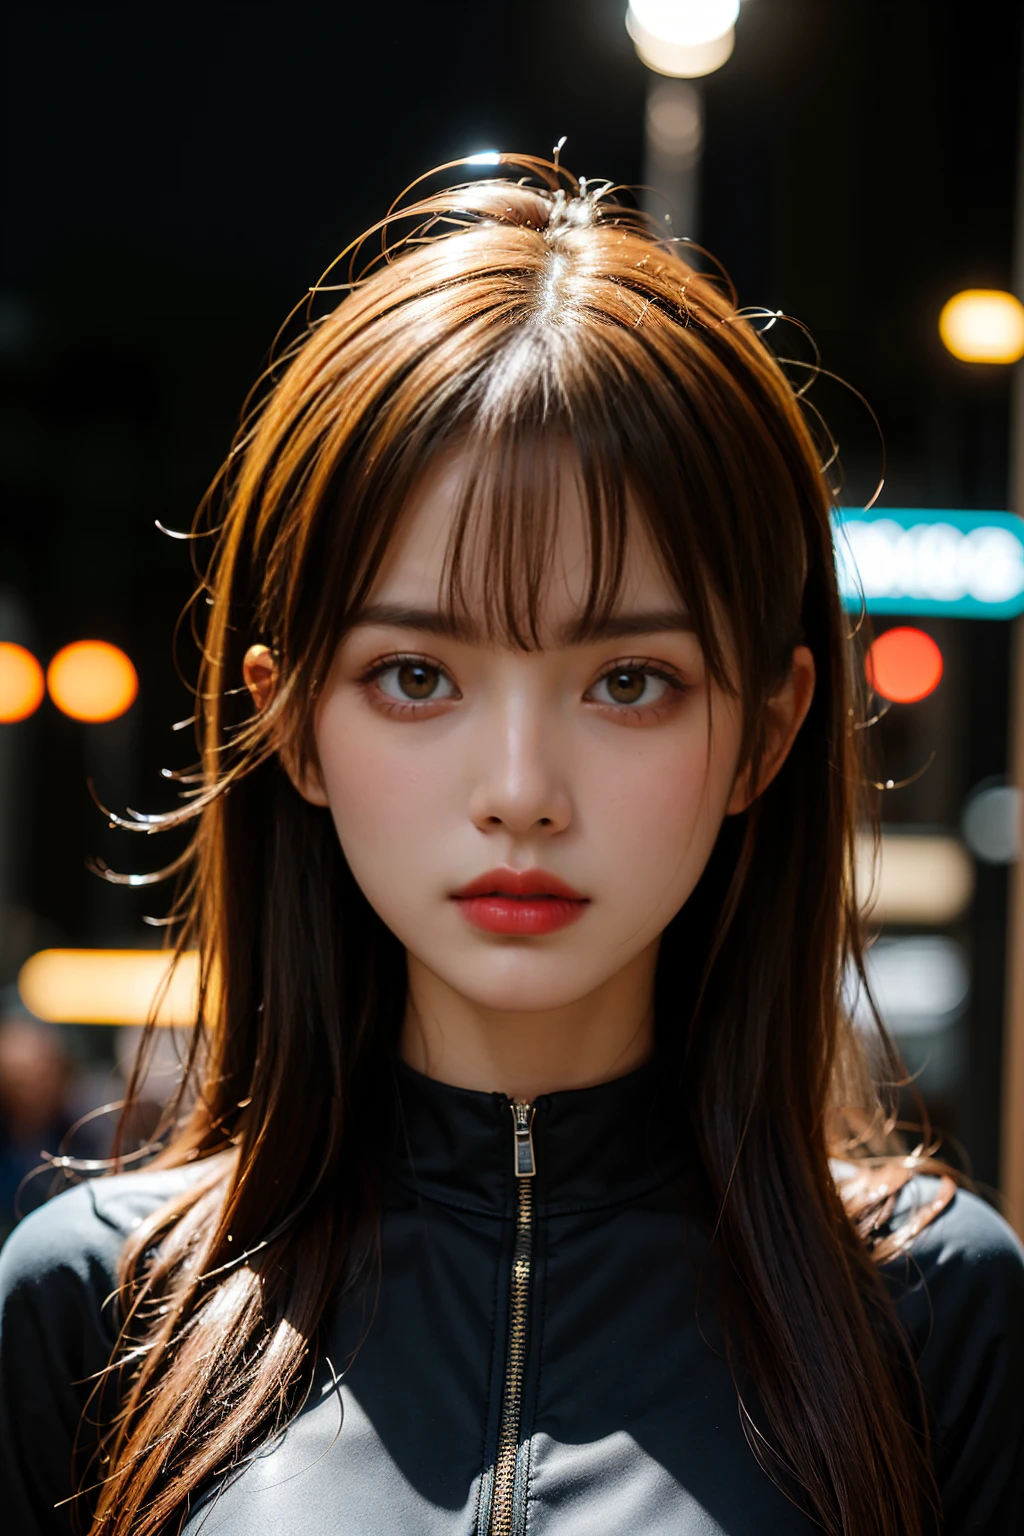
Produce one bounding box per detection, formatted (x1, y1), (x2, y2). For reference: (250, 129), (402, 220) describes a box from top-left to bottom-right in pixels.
(833, 509), (1024, 618)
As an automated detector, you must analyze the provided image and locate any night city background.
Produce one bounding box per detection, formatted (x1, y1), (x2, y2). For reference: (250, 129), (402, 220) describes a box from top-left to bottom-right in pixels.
(2, 0), (1024, 1237)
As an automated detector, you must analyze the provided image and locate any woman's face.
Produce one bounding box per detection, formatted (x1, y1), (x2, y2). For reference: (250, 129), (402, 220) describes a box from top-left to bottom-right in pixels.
(283, 446), (810, 1031)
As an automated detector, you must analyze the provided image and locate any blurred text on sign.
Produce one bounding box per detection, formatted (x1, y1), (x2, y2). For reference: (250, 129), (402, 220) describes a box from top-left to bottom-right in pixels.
(834, 509), (1024, 618)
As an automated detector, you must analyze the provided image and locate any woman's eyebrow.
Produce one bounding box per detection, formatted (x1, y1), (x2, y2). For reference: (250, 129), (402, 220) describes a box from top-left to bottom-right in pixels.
(347, 603), (696, 646)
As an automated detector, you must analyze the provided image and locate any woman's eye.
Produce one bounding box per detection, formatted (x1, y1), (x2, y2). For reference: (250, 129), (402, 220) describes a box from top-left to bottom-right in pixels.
(373, 658), (457, 704)
(588, 666), (676, 709)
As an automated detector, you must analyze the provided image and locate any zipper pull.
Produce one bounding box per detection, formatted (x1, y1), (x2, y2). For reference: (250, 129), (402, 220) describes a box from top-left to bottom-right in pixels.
(511, 1100), (536, 1178)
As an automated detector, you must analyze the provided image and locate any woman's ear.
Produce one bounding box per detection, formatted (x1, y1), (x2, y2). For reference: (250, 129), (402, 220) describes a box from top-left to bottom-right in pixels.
(242, 644), (277, 713)
(242, 644), (331, 808)
(726, 644), (816, 815)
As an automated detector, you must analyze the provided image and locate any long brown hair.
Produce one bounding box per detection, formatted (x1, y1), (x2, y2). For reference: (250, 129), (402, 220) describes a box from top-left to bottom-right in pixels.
(83, 154), (952, 1536)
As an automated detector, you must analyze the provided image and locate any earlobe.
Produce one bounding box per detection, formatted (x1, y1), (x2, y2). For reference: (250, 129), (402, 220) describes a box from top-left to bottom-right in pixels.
(242, 643), (331, 809)
(725, 768), (754, 817)
(291, 760), (331, 808)
(725, 645), (816, 816)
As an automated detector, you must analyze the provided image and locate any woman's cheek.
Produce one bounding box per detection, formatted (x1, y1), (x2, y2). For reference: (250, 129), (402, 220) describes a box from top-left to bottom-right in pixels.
(588, 736), (733, 912)
(315, 715), (454, 924)
(316, 701), (437, 820)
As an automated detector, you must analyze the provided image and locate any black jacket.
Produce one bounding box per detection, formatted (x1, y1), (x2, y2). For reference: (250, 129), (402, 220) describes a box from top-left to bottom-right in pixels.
(2, 1058), (1023, 1534)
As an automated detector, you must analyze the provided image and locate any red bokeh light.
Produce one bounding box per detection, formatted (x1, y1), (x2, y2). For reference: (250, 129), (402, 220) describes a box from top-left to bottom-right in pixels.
(865, 627), (944, 704)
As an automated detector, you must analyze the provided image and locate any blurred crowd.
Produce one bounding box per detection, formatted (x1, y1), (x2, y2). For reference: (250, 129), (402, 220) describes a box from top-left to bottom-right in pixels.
(0, 1016), (179, 1242)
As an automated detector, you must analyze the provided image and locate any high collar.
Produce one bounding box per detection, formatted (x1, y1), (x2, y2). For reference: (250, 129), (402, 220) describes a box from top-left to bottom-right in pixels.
(384, 1055), (687, 1218)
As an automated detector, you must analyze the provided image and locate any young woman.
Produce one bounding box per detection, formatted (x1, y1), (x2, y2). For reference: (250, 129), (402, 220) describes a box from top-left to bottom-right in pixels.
(1, 153), (1022, 1536)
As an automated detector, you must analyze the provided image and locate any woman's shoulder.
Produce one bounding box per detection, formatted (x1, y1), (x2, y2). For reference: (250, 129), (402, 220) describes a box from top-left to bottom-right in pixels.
(880, 1173), (1024, 1315)
(0, 1165), (202, 1305)
(862, 1170), (1024, 1361)
(879, 1175), (1024, 1525)
(0, 1166), (208, 1535)
(832, 1157), (1024, 1304)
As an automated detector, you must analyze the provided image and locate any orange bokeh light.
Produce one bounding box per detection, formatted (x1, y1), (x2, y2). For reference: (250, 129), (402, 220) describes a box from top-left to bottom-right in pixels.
(47, 641), (138, 722)
(865, 627), (944, 704)
(0, 643), (45, 723)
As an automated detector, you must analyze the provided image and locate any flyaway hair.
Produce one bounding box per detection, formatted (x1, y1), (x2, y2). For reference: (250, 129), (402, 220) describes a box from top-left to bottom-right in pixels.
(81, 153), (954, 1536)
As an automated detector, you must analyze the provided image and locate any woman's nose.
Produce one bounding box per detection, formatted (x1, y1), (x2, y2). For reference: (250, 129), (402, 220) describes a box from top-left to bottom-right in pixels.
(467, 689), (572, 836)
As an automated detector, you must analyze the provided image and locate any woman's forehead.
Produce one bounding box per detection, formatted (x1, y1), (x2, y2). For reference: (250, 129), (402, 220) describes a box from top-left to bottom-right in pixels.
(364, 442), (683, 640)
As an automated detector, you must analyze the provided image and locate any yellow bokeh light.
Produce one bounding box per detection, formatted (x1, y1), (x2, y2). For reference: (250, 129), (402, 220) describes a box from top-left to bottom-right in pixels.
(939, 289), (1024, 364)
(47, 640), (138, 722)
(0, 642), (45, 723)
(854, 831), (974, 926)
(18, 949), (200, 1026)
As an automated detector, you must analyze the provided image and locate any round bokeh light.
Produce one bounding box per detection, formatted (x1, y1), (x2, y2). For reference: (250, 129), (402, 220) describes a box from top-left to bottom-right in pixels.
(0, 643), (45, 723)
(47, 640), (138, 722)
(961, 780), (1021, 865)
(865, 627), (943, 704)
(939, 289), (1024, 365)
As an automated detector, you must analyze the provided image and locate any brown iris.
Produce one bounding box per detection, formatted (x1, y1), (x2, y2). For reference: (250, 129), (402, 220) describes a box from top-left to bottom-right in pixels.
(605, 669), (646, 705)
(397, 661), (440, 699)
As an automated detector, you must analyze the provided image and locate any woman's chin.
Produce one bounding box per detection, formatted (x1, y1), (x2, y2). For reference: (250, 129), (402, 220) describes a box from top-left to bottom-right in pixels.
(415, 956), (609, 1019)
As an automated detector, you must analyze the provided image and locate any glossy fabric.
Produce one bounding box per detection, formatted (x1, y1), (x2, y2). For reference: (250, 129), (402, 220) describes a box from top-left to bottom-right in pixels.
(2, 1059), (1024, 1534)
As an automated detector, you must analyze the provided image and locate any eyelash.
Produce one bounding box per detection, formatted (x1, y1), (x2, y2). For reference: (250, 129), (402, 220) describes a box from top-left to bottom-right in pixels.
(356, 652), (691, 722)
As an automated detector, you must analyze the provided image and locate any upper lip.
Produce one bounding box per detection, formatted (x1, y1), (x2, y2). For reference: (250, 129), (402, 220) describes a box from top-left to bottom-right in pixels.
(452, 867), (588, 901)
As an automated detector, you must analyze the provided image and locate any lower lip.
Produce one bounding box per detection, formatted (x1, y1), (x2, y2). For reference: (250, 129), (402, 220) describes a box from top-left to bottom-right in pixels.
(453, 896), (589, 936)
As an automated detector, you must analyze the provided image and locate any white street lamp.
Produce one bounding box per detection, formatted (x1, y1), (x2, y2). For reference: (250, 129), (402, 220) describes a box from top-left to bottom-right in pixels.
(626, 0), (739, 77)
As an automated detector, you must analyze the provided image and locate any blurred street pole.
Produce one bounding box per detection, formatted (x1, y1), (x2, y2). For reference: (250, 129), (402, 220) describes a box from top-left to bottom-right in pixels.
(641, 77), (704, 239)
(1001, 20), (1024, 1236)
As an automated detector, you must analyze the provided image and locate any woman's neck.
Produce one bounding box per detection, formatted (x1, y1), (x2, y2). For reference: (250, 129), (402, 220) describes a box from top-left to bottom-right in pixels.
(399, 939), (659, 1100)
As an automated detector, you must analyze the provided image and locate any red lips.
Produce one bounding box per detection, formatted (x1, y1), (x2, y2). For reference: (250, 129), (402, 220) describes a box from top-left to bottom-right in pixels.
(451, 868), (589, 936)
(452, 867), (587, 901)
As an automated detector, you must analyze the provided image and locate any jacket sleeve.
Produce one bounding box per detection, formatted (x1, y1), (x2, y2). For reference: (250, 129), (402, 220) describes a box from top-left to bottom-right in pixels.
(883, 1179), (1024, 1534)
(0, 1180), (126, 1536)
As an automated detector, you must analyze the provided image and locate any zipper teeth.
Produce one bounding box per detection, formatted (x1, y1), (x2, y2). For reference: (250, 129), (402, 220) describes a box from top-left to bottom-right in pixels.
(488, 1104), (535, 1536)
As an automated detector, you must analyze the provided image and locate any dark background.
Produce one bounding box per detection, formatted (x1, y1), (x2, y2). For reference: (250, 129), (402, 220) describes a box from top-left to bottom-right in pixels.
(2, 0), (1022, 1203)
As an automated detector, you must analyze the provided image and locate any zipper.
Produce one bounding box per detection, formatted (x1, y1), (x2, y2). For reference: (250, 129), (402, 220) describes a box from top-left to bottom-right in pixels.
(487, 1099), (536, 1536)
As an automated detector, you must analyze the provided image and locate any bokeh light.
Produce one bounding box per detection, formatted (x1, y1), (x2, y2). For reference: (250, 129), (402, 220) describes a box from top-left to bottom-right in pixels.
(855, 831), (974, 926)
(626, 0), (738, 76)
(938, 289), (1024, 364)
(961, 781), (1022, 865)
(865, 627), (944, 703)
(18, 949), (199, 1026)
(0, 643), (45, 723)
(47, 640), (138, 722)
(646, 78), (703, 169)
